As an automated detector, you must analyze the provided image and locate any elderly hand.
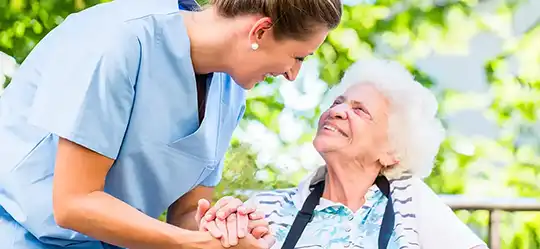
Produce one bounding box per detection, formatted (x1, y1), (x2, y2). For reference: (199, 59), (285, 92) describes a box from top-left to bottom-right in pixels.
(195, 197), (273, 248)
(233, 228), (275, 249)
(220, 212), (275, 248)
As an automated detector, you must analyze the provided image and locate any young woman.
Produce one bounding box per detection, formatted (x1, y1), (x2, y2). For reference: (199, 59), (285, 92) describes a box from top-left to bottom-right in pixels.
(0, 0), (342, 248)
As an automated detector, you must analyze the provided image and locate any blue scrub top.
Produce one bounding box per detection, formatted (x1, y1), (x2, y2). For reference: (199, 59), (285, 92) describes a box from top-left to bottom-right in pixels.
(0, 0), (246, 248)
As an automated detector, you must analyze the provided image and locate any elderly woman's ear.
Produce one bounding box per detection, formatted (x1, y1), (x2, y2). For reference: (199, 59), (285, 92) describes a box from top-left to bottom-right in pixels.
(376, 139), (400, 169)
(378, 151), (400, 168)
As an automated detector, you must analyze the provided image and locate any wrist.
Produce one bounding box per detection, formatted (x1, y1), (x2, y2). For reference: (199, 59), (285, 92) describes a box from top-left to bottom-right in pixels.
(173, 230), (218, 249)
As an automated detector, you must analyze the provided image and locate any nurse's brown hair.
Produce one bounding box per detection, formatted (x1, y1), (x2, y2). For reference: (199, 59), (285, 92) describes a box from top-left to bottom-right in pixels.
(210, 0), (342, 41)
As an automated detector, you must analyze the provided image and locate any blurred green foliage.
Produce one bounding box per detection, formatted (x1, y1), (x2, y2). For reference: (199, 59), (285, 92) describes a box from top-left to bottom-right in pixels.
(1, 0), (539, 247)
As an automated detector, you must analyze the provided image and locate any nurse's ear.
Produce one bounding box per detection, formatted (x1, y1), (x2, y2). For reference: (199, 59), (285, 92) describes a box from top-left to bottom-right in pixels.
(248, 17), (273, 49)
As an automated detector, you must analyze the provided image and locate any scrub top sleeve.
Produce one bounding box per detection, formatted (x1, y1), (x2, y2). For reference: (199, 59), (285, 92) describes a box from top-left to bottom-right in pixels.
(199, 160), (225, 187)
(28, 29), (141, 160)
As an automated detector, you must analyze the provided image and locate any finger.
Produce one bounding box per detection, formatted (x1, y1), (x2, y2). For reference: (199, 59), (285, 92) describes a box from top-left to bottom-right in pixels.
(244, 234), (268, 249)
(248, 211), (265, 220)
(204, 196), (233, 221)
(226, 213), (238, 246)
(203, 221), (223, 239)
(251, 226), (269, 239)
(215, 198), (243, 220)
(216, 215), (229, 247)
(237, 203), (257, 216)
(248, 218), (269, 231)
(205, 196), (233, 221)
(237, 211), (248, 238)
(260, 233), (276, 248)
(198, 220), (206, 232)
(195, 199), (211, 225)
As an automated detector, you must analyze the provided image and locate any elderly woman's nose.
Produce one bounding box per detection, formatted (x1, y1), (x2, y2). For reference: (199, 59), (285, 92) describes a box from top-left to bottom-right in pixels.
(329, 104), (349, 119)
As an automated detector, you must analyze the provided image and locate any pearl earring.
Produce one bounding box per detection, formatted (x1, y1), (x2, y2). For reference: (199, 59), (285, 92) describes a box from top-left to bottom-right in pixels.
(251, 43), (259, 50)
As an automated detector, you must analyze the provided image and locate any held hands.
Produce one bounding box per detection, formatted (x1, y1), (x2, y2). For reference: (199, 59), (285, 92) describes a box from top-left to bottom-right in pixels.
(195, 197), (275, 248)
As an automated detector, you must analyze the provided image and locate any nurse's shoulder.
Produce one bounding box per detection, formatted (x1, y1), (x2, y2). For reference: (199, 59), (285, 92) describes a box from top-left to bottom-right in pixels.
(26, 0), (197, 160)
(41, 0), (180, 50)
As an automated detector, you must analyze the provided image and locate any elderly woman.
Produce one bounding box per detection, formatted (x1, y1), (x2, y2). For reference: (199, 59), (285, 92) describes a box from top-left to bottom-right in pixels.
(227, 59), (488, 249)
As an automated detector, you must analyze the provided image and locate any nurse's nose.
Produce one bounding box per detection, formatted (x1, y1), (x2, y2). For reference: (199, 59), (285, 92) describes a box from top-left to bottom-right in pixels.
(284, 63), (301, 81)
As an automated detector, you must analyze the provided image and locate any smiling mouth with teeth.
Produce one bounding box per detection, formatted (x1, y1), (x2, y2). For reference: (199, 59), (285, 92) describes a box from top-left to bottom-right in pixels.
(322, 124), (348, 137)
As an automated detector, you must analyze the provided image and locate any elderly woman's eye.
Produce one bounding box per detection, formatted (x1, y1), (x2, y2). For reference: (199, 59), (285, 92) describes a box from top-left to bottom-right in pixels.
(354, 107), (364, 113)
(354, 107), (370, 117)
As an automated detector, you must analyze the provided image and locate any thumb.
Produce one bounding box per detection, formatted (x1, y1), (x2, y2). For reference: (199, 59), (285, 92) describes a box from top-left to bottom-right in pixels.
(195, 199), (211, 224)
(261, 233), (276, 248)
(256, 237), (271, 249)
(245, 234), (270, 249)
(251, 226), (269, 239)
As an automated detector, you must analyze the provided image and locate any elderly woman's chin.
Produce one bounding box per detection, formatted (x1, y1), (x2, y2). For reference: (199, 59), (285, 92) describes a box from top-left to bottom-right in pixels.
(312, 132), (346, 154)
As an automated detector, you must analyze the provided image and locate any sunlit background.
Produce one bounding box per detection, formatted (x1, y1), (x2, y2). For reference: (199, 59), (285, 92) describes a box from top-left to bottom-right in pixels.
(1, 0), (539, 248)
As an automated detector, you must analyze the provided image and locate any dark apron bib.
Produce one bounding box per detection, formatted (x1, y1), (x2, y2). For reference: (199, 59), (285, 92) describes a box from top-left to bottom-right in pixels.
(281, 175), (395, 249)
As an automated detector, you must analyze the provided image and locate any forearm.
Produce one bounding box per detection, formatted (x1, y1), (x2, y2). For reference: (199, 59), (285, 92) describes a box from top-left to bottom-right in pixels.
(167, 210), (199, 231)
(55, 191), (218, 249)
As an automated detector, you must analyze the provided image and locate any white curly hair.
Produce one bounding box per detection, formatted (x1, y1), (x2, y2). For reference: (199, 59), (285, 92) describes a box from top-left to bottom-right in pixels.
(325, 59), (446, 179)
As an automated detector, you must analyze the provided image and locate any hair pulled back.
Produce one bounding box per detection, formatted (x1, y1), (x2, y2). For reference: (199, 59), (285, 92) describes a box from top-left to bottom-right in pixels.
(210, 0), (342, 40)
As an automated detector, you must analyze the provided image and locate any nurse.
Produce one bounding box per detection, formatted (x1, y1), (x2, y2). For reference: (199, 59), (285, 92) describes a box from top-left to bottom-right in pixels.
(0, 0), (342, 248)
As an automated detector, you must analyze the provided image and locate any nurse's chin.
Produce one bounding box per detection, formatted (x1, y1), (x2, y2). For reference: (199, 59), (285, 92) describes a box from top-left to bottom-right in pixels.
(230, 73), (267, 89)
(234, 79), (261, 90)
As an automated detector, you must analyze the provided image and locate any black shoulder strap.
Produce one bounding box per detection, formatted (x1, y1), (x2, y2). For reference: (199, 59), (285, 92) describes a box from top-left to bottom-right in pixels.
(281, 181), (324, 249)
(375, 175), (395, 249)
(281, 176), (394, 249)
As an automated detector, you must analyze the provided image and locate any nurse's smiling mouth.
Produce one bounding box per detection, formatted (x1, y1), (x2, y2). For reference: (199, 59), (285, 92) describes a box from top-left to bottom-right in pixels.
(261, 73), (282, 81)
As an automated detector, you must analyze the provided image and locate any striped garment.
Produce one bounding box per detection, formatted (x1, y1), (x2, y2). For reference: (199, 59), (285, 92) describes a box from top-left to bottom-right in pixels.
(247, 166), (487, 249)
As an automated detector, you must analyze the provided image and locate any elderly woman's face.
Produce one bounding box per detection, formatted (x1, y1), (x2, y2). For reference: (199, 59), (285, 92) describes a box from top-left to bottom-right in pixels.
(313, 83), (390, 159)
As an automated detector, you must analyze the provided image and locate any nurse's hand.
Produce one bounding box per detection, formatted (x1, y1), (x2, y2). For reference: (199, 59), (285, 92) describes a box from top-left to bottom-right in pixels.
(235, 226), (275, 249)
(196, 198), (271, 247)
(202, 197), (256, 240)
(210, 212), (274, 248)
(212, 214), (274, 249)
(202, 196), (252, 224)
